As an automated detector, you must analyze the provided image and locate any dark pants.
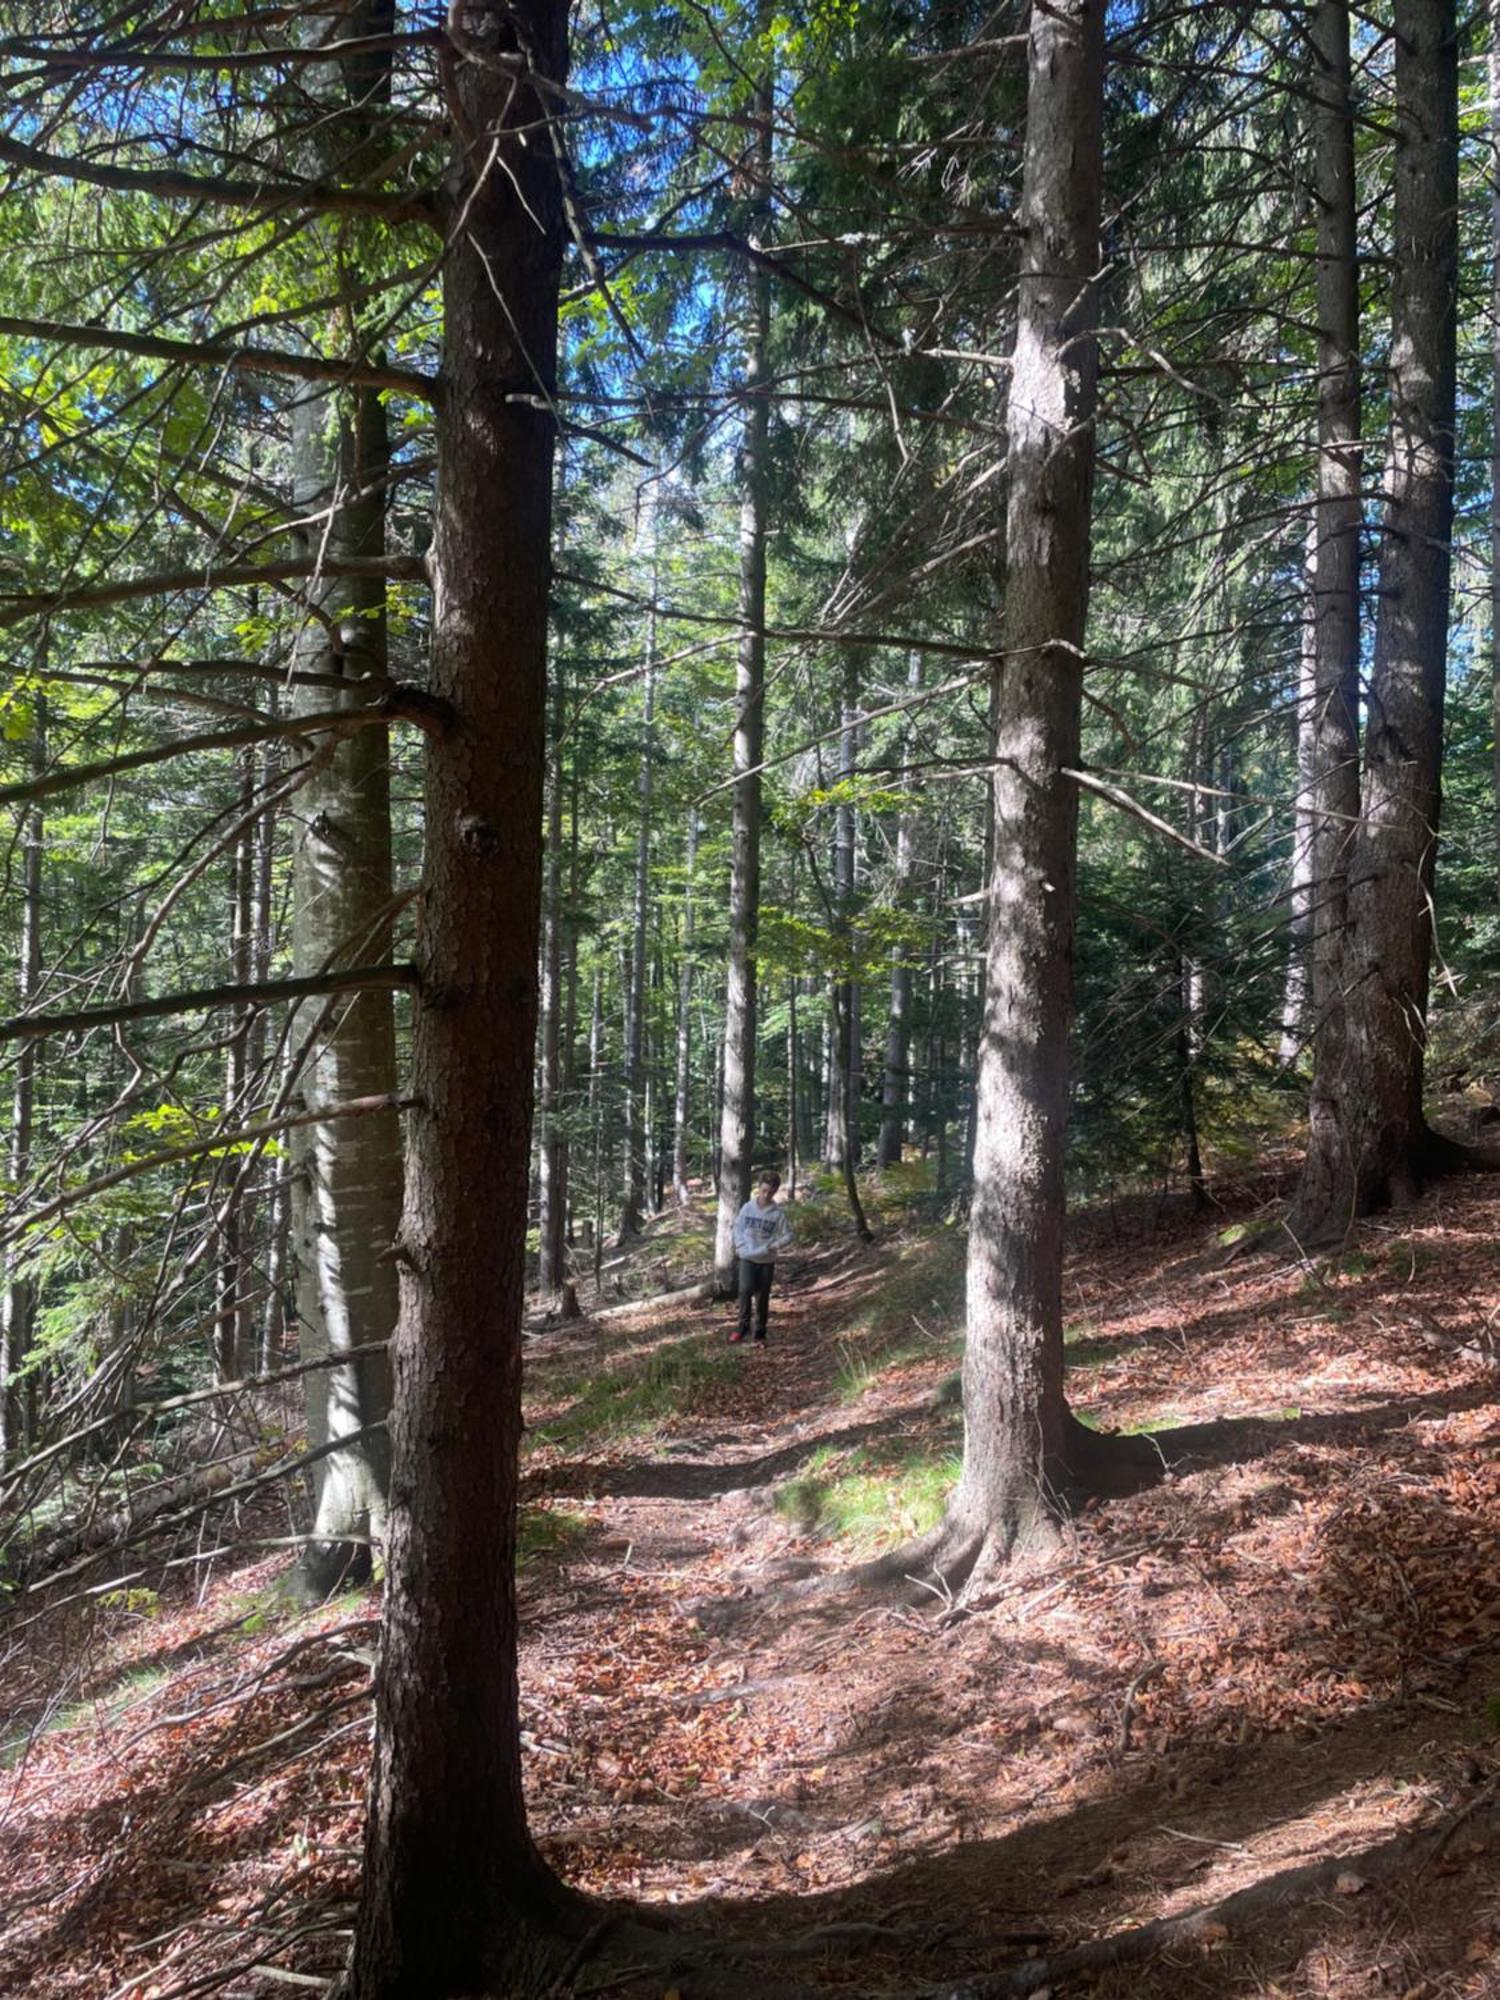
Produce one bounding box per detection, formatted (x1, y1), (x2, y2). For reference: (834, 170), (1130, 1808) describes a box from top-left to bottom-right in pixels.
(737, 1258), (775, 1339)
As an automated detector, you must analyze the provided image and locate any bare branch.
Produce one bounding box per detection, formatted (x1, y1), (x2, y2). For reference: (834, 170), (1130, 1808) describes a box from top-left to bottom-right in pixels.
(0, 963), (419, 1042)
(0, 132), (438, 229)
(0, 690), (449, 807)
(0, 314), (437, 400)
(0, 1093), (413, 1250)
(0, 553), (429, 628)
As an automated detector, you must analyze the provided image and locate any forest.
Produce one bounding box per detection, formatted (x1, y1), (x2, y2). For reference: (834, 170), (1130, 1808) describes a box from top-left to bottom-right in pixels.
(5, 0), (1500, 1994)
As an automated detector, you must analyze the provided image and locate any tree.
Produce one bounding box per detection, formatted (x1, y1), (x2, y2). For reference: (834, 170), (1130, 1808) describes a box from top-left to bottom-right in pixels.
(927, 0), (1126, 1589)
(1292, 0), (1460, 1237)
(713, 65), (774, 1298)
(347, 0), (585, 1989)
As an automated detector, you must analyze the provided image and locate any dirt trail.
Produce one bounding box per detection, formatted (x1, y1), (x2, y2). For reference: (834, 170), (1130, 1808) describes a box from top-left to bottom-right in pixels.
(8, 1179), (1500, 1997)
(518, 1180), (1500, 1997)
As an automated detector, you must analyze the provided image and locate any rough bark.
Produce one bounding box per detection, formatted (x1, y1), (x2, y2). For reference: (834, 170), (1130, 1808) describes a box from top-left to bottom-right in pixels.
(348, 3), (582, 1989)
(1292, 0), (1457, 1237)
(1292, 0), (1366, 1227)
(1492, 0), (1500, 895)
(939, 0), (1125, 1589)
(712, 72), (773, 1296)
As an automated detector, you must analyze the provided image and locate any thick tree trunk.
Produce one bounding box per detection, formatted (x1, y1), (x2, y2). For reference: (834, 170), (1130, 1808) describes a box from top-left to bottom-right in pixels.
(940, 0), (1116, 1588)
(1293, 0), (1366, 1227)
(1293, 0), (1457, 1237)
(712, 73), (773, 1296)
(348, 3), (581, 1993)
(1, 700), (43, 1468)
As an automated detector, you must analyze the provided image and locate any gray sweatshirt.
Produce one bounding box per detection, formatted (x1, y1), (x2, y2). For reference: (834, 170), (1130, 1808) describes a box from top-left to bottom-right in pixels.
(732, 1198), (793, 1263)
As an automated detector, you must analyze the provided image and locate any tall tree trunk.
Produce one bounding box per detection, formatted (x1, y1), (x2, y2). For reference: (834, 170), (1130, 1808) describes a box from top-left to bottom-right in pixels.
(877, 653), (921, 1167)
(672, 811), (697, 1206)
(938, 0), (1118, 1589)
(1293, 0), (1457, 1237)
(286, 2), (404, 1603)
(537, 660), (569, 1295)
(712, 71), (773, 1295)
(619, 617), (656, 1237)
(828, 651), (861, 1169)
(1280, 523), (1319, 1065)
(348, 3), (580, 1993)
(1, 699), (44, 1468)
(1292, 0), (1366, 1222)
(1491, 0), (1500, 895)
(216, 742), (257, 1382)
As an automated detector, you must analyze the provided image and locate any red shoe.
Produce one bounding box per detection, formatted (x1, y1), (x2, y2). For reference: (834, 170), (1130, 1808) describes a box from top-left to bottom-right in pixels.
(728, 1330), (746, 1344)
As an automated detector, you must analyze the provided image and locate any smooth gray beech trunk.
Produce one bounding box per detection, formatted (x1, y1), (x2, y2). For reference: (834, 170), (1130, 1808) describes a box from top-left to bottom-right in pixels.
(712, 72), (773, 1296)
(347, 1), (581, 1992)
(0, 698), (43, 1467)
(1293, 0), (1457, 1237)
(286, 5), (402, 1601)
(937, 0), (1127, 1587)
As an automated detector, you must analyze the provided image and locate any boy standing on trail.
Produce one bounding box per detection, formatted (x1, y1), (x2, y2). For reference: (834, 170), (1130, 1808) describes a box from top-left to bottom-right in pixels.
(730, 1172), (793, 1344)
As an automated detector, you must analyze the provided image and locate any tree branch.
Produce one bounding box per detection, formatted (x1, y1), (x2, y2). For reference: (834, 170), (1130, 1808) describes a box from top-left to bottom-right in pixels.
(0, 690), (449, 807)
(0, 132), (437, 229)
(0, 553), (429, 628)
(0, 964), (419, 1042)
(590, 230), (902, 347)
(0, 1093), (413, 1250)
(0, 314), (437, 400)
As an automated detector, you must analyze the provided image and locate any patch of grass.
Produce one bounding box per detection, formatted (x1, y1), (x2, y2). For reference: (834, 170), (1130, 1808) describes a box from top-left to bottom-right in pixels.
(534, 1337), (743, 1447)
(518, 1505), (589, 1566)
(774, 1443), (959, 1553)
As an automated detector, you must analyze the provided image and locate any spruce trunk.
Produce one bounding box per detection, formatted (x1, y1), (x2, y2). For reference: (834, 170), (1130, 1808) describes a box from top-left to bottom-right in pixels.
(348, 3), (579, 1989)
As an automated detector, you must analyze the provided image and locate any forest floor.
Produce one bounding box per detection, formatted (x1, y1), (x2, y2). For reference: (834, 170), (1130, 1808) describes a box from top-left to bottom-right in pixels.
(8, 1167), (1500, 1997)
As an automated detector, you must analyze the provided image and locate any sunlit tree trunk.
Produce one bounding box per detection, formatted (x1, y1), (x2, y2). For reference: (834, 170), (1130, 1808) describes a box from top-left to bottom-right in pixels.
(620, 616), (656, 1236)
(284, 0), (404, 1603)
(713, 71), (773, 1295)
(672, 811), (698, 1205)
(940, 0), (1119, 1587)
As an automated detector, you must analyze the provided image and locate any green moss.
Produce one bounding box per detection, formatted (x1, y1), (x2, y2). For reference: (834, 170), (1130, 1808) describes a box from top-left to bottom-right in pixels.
(517, 1506), (589, 1566)
(534, 1337), (743, 1446)
(773, 1442), (959, 1553)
